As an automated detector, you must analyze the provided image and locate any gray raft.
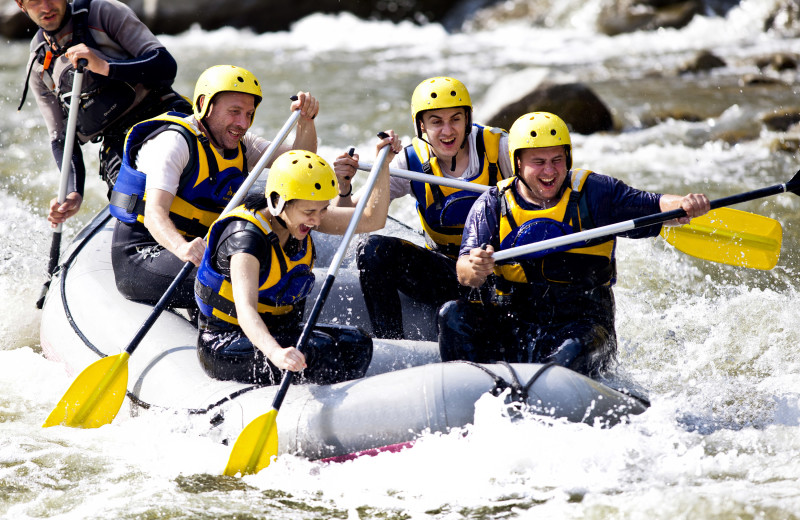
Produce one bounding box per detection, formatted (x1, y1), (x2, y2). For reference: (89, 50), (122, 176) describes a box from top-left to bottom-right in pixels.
(39, 207), (648, 460)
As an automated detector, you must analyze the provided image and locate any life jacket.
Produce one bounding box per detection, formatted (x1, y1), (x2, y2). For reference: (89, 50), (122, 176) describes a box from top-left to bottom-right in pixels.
(18, 0), (150, 142)
(194, 206), (316, 327)
(406, 123), (504, 258)
(494, 170), (616, 291)
(109, 113), (248, 241)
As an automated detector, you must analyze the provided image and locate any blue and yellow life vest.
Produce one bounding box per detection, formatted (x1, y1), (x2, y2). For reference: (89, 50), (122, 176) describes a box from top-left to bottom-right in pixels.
(406, 123), (505, 258)
(109, 112), (247, 240)
(194, 206), (316, 327)
(494, 169), (616, 289)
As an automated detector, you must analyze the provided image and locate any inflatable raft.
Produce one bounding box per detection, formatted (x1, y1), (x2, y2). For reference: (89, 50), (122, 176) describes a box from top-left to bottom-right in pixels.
(39, 207), (649, 461)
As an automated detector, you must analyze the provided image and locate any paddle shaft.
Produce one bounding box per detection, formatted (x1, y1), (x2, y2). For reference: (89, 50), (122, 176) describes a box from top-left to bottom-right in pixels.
(121, 108), (302, 356)
(271, 142), (393, 412)
(357, 161), (489, 193)
(36, 60), (88, 309)
(493, 172), (800, 262)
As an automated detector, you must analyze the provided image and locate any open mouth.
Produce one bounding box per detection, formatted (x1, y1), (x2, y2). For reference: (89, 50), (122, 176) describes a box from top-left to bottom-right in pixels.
(539, 177), (557, 188)
(298, 224), (311, 234)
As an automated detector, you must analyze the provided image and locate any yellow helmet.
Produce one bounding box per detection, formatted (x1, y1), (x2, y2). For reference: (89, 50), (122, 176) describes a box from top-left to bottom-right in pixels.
(508, 112), (572, 174)
(265, 150), (338, 216)
(193, 65), (263, 120)
(410, 76), (472, 138)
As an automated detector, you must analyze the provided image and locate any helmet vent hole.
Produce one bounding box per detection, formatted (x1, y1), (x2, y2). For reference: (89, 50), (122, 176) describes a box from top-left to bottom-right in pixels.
(550, 129), (557, 136)
(314, 183), (322, 190)
(236, 76), (244, 83)
(292, 160), (299, 165)
(430, 93), (437, 99)
(530, 131), (537, 138)
(450, 90), (456, 97)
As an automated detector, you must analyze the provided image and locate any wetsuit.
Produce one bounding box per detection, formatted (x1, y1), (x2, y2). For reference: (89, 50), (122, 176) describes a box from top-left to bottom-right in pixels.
(438, 171), (663, 377)
(357, 124), (512, 338)
(19, 0), (190, 195)
(195, 208), (372, 385)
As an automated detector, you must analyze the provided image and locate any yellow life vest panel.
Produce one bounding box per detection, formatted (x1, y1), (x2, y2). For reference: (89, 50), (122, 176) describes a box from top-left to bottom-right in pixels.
(494, 169), (616, 288)
(195, 206), (316, 327)
(407, 124), (505, 258)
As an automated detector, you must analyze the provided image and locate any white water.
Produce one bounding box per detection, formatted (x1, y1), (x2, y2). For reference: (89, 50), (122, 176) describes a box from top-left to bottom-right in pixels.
(2, 1), (800, 517)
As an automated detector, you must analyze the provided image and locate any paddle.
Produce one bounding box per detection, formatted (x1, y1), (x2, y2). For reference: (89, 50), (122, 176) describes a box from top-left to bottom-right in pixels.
(43, 105), (303, 429)
(359, 162), (784, 269)
(660, 207), (781, 270)
(358, 161), (489, 193)
(224, 134), (394, 477)
(492, 171), (800, 263)
(36, 59), (88, 310)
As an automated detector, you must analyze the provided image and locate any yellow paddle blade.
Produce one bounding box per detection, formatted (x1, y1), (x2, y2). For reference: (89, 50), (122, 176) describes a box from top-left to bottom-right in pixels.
(224, 409), (279, 477)
(43, 352), (130, 429)
(660, 207), (782, 270)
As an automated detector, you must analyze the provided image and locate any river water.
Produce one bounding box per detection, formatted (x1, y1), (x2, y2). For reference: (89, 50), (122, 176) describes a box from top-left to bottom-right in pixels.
(2, 1), (800, 518)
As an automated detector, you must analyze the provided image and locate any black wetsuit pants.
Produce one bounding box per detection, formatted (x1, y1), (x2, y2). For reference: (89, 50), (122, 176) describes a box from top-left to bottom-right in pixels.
(111, 220), (198, 309)
(437, 298), (618, 377)
(197, 322), (373, 386)
(356, 234), (470, 339)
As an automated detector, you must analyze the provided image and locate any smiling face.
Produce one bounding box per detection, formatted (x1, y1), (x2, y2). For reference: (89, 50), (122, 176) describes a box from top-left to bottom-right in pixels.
(17, 0), (67, 32)
(280, 199), (329, 240)
(201, 91), (256, 151)
(419, 107), (468, 160)
(516, 146), (569, 207)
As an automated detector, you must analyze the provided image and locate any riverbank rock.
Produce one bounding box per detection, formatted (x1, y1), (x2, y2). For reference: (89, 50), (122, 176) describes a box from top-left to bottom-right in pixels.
(0, 0), (463, 38)
(480, 72), (614, 135)
(679, 50), (727, 74)
(596, 0), (702, 36)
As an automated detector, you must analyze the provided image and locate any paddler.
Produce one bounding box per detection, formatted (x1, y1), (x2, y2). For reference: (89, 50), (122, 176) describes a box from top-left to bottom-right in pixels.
(16, 0), (192, 225)
(194, 139), (401, 384)
(332, 76), (513, 339)
(109, 64), (319, 310)
(439, 112), (710, 376)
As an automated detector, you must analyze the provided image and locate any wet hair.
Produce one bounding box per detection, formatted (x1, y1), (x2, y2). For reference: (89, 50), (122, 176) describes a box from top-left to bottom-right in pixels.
(243, 192), (268, 211)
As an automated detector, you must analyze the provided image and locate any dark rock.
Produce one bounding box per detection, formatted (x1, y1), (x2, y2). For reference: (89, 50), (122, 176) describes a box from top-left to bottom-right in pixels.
(739, 74), (788, 87)
(679, 50), (727, 74)
(2, 0), (463, 38)
(485, 82), (614, 135)
(762, 110), (800, 132)
(1, 2), (37, 39)
(755, 53), (798, 71)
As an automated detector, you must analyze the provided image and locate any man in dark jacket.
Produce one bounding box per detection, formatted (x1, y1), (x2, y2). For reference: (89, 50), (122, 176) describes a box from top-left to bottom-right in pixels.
(440, 112), (710, 376)
(16, 0), (190, 226)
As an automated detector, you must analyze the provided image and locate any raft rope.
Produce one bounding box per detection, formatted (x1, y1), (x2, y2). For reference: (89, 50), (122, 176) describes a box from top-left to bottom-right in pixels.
(55, 207), (261, 420)
(462, 360), (556, 404)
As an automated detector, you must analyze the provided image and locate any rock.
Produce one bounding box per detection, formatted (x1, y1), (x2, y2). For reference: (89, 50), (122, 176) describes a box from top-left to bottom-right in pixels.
(762, 110), (800, 132)
(2, 0), (463, 38)
(482, 78), (614, 135)
(679, 50), (727, 74)
(755, 53), (798, 72)
(1, 2), (37, 39)
(769, 137), (800, 154)
(764, 0), (800, 37)
(596, 0), (702, 36)
(739, 74), (788, 87)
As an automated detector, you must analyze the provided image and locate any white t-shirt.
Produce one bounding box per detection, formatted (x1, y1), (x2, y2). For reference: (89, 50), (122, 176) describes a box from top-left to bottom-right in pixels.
(385, 128), (513, 201)
(136, 115), (272, 194)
